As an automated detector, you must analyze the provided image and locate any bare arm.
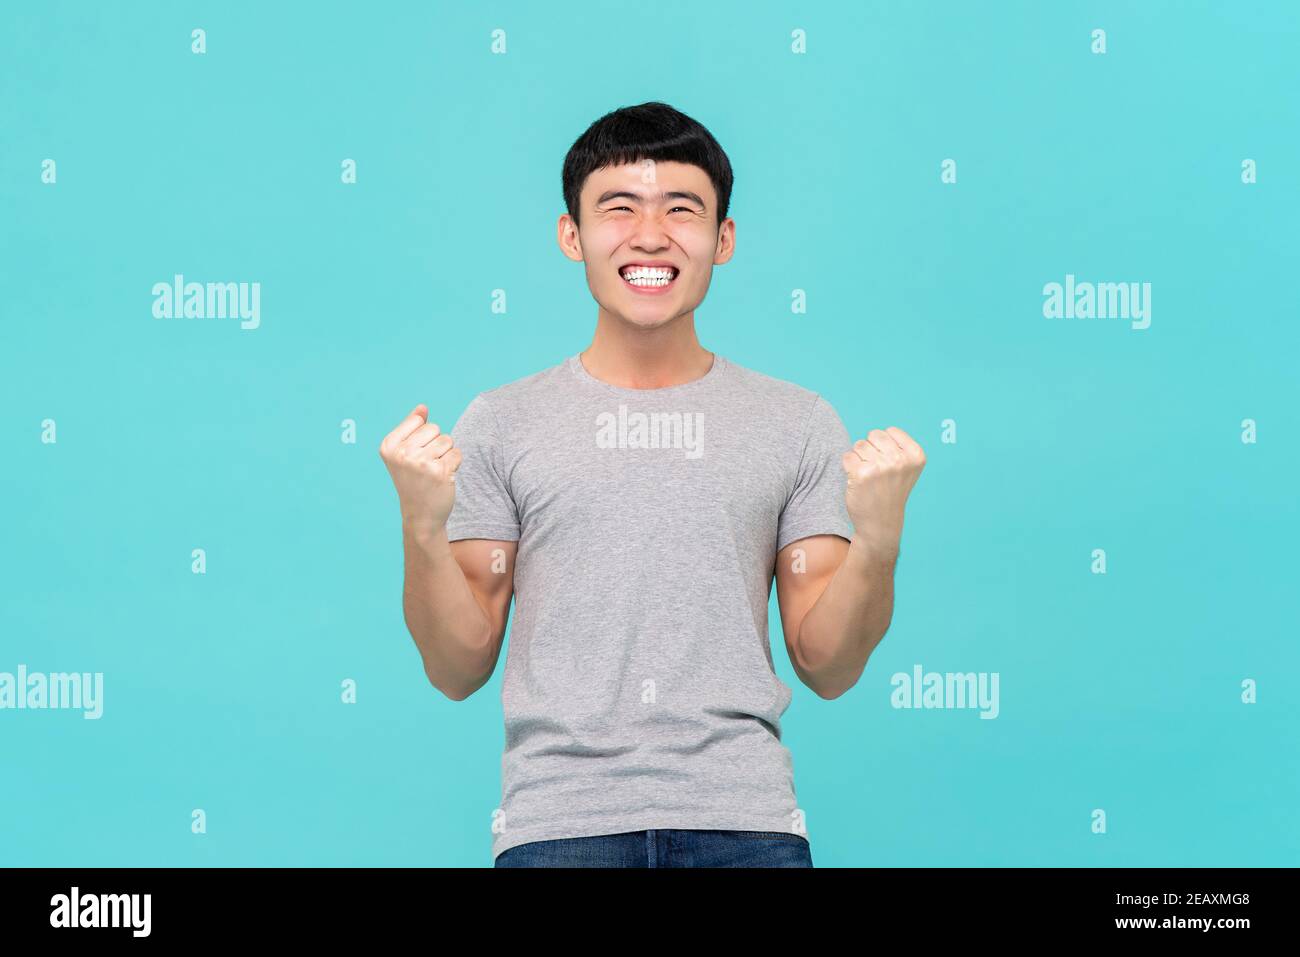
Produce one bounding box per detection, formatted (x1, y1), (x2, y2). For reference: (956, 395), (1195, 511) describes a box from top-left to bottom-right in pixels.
(774, 425), (926, 700)
(380, 402), (517, 701)
(402, 527), (516, 701)
(776, 535), (897, 700)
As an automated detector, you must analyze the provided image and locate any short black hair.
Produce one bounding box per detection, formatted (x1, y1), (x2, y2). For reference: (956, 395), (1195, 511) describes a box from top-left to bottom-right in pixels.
(562, 101), (734, 230)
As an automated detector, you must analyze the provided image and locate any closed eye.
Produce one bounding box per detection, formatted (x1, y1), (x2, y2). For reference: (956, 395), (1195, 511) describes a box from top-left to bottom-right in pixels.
(607, 206), (695, 214)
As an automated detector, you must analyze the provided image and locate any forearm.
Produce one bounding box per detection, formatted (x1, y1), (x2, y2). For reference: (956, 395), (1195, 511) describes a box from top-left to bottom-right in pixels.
(401, 519), (495, 700)
(793, 538), (898, 699)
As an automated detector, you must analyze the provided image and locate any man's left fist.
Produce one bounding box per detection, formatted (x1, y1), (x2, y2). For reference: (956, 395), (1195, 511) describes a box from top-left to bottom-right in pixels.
(841, 427), (926, 559)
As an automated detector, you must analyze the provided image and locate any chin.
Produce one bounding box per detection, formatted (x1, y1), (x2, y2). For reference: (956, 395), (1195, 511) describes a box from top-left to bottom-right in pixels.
(619, 306), (683, 329)
(613, 316), (673, 333)
(593, 294), (675, 327)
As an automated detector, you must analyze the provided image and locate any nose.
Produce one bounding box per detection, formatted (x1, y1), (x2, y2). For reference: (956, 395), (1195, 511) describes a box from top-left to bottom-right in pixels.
(629, 214), (671, 252)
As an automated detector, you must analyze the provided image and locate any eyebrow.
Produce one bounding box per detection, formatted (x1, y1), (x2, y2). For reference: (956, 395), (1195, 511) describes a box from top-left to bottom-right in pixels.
(595, 189), (707, 209)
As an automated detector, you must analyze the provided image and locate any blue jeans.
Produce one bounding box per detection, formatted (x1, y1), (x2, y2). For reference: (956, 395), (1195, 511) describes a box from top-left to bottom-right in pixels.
(494, 829), (813, 868)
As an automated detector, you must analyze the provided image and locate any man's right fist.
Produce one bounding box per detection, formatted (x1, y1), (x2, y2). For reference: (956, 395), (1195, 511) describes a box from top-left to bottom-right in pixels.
(379, 403), (463, 534)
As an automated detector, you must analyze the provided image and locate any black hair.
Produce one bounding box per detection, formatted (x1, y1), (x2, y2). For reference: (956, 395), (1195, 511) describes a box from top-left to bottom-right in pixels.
(561, 101), (734, 230)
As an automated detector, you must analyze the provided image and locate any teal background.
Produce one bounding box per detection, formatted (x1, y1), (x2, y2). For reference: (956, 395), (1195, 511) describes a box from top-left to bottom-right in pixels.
(2, 1), (1296, 867)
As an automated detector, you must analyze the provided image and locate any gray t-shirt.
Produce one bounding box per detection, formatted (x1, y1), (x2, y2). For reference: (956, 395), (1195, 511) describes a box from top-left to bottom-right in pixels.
(444, 352), (855, 860)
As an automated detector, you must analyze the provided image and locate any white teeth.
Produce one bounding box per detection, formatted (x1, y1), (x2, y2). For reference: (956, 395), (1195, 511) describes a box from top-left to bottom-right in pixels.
(621, 266), (676, 287)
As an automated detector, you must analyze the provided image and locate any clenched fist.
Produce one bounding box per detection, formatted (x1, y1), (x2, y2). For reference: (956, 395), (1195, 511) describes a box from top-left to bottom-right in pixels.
(841, 427), (926, 560)
(379, 403), (463, 535)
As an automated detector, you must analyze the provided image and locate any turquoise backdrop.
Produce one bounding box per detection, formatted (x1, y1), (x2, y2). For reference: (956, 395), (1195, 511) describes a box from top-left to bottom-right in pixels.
(2, 1), (1296, 866)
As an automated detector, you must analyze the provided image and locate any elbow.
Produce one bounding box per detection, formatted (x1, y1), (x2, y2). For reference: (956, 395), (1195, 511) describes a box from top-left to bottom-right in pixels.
(810, 674), (858, 701)
(425, 667), (478, 702)
(411, 614), (497, 702)
(799, 660), (859, 700)
(422, 632), (496, 702)
(422, 663), (460, 700)
(802, 644), (879, 700)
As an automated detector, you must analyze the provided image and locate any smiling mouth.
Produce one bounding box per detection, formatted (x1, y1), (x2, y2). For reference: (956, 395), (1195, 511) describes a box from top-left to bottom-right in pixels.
(619, 265), (679, 289)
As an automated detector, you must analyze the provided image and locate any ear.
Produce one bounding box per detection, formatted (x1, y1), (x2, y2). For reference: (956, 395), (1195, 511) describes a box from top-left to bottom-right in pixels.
(557, 214), (584, 263)
(713, 217), (736, 266)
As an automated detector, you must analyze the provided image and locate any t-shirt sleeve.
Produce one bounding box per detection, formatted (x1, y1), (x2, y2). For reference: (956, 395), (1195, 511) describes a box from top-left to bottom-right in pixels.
(777, 394), (856, 552)
(443, 393), (521, 543)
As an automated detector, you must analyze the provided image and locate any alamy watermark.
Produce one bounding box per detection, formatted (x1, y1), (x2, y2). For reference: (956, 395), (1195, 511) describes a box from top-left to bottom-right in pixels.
(1043, 273), (1150, 330)
(595, 405), (704, 459)
(0, 665), (103, 719)
(152, 273), (260, 329)
(891, 664), (999, 719)
(50, 887), (150, 937)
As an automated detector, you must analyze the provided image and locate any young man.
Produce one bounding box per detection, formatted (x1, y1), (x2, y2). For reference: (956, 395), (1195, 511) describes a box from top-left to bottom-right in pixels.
(379, 102), (925, 868)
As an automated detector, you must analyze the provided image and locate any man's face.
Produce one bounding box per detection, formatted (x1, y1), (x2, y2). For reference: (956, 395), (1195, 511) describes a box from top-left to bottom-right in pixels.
(559, 160), (734, 330)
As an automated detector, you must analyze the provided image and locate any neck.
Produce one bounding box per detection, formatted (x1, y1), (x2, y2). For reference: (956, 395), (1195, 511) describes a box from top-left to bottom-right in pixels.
(581, 310), (714, 389)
